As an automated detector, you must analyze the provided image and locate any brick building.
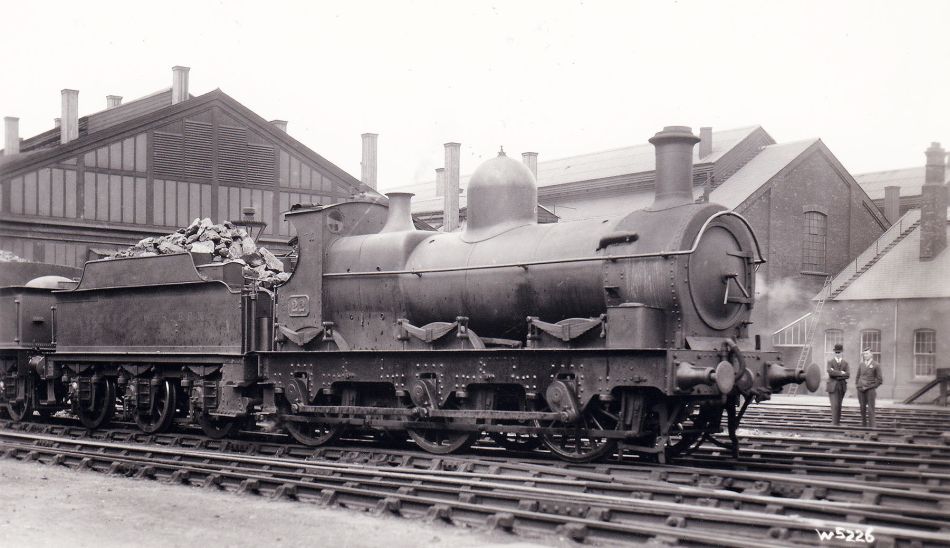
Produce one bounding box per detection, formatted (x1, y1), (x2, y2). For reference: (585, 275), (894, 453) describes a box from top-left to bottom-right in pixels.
(388, 127), (888, 344)
(783, 144), (950, 400)
(0, 67), (379, 266)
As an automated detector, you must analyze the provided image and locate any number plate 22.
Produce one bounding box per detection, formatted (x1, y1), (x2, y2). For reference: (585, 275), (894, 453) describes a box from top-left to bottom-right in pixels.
(288, 295), (310, 317)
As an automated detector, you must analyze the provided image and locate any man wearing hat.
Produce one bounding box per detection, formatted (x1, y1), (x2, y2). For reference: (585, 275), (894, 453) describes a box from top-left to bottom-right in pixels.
(855, 348), (884, 427)
(826, 343), (850, 425)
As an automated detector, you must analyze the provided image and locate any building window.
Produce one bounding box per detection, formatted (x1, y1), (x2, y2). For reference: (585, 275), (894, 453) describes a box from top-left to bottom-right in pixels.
(914, 329), (936, 377)
(802, 211), (827, 273)
(860, 329), (882, 364)
(825, 329), (843, 363)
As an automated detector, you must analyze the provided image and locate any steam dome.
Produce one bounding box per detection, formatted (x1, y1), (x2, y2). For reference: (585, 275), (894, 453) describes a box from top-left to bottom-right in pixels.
(463, 149), (538, 242)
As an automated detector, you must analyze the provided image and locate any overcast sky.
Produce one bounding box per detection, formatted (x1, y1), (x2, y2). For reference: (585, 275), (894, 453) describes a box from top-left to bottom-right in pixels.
(2, 0), (948, 192)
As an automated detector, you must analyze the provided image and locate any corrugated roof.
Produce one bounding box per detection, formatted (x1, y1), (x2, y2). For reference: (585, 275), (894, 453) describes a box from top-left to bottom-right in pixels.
(834, 214), (950, 300)
(385, 126), (763, 200)
(854, 166), (950, 200)
(708, 139), (818, 209)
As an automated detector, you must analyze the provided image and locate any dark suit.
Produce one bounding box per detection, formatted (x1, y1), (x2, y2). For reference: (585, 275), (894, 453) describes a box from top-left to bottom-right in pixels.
(826, 358), (849, 425)
(855, 359), (883, 427)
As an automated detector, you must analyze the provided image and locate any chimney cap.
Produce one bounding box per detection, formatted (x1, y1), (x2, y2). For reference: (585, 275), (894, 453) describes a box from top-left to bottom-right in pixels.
(61, 88), (79, 94)
(649, 126), (700, 146)
(444, 142), (461, 147)
(172, 65), (190, 72)
(361, 132), (378, 138)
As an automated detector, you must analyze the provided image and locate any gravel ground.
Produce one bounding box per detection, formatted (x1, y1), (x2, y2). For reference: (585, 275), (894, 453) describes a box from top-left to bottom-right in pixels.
(0, 459), (560, 548)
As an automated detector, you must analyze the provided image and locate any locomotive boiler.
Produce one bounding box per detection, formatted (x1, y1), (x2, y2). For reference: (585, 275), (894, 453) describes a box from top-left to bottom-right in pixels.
(0, 125), (821, 463)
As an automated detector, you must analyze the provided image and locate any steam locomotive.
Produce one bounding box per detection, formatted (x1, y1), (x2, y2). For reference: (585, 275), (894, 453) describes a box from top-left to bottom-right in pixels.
(0, 126), (821, 463)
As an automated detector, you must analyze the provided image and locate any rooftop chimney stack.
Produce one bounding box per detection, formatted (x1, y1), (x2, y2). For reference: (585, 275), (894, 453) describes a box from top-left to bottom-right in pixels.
(60, 89), (79, 144)
(522, 151), (539, 181)
(699, 126), (713, 158)
(4, 116), (20, 156)
(883, 186), (901, 224)
(360, 133), (378, 190)
(920, 142), (948, 260)
(435, 167), (445, 197)
(106, 95), (122, 109)
(649, 126), (700, 210)
(171, 66), (190, 104)
(270, 120), (288, 132)
(443, 142), (461, 232)
(380, 192), (416, 233)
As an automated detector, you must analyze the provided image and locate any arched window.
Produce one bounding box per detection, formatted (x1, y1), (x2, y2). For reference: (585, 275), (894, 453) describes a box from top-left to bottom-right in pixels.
(802, 211), (827, 273)
(860, 329), (882, 364)
(914, 329), (937, 377)
(825, 329), (843, 363)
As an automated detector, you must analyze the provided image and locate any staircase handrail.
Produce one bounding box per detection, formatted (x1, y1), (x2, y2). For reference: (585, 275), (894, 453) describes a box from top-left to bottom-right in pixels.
(821, 209), (921, 299)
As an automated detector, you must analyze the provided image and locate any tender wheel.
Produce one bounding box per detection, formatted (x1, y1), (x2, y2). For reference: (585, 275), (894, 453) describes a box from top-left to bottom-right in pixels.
(135, 380), (177, 434)
(197, 413), (241, 439)
(77, 378), (116, 430)
(408, 428), (476, 455)
(539, 400), (619, 463)
(488, 431), (543, 452)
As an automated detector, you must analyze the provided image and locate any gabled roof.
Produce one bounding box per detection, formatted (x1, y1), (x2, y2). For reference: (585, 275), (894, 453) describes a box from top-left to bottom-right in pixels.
(833, 212), (950, 300)
(709, 139), (819, 209)
(0, 89), (373, 197)
(854, 166), (950, 200)
(384, 126), (765, 200)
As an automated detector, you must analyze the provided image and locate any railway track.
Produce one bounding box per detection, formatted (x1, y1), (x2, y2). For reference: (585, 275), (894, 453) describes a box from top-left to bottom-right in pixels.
(3, 418), (950, 545)
(1, 428), (947, 547)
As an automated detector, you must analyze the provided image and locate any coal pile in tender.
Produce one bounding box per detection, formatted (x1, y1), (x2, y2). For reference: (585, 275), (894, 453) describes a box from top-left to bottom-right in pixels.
(108, 218), (290, 285)
(0, 250), (29, 263)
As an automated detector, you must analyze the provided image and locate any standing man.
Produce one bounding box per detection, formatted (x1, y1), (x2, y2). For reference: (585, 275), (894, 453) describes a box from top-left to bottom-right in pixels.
(856, 348), (884, 427)
(826, 343), (849, 425)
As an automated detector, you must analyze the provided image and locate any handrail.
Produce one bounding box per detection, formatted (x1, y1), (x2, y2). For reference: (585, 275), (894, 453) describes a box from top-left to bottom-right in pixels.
(772, 312), (812, 336)
(325, 210), (765, 278)
(824, 209), (921, 297)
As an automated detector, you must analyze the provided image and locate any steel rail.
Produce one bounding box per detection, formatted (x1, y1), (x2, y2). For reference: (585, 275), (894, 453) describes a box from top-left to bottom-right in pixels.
(0, 431), (945, 545)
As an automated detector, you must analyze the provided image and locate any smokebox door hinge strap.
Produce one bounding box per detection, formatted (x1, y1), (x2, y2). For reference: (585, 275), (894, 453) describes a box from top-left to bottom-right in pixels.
(528, 316), (606, 342)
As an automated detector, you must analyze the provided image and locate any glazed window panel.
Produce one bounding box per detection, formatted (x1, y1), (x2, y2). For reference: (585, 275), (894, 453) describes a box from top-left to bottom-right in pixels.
(860, 330), (882, 364)
(262, 190), (273, 235)
(154, 180), (166, 225)
(290, 156), (301, 188)
(65, 171), (77, 218)
(134, 133), (147, 172)
(10, 176), (23, 214)
(122, 176), (135, 224)
(96, 146), (109, 169)
(914, 329), (937, 377)
(200, 184), (212, 220)
(51, 169), (65, 217)
(38, 169), (51, 216)
(189, 182), (201, 222)
(122, 137), (135, 171)
(164, 180), (177, 227)
(109, 174), (122, 222)
(84, 173), (96, 219)
(802, 211), (826, 272)
(23, 171), (37, 215)
(824, 329), (843, 364)
(279, 192), (290, 235)
(84, 151), (96, 168)
(177, 181), (189, 227)
(279, 150), (290, 187)
(96, 174), (108, 221)
(217, 186), (229, 225)
(109, 142), (122, 171)
(135, 177), (147, 224)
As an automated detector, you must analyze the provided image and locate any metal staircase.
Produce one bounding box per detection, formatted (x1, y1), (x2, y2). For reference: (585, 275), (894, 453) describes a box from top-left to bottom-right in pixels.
(825, 209), (921, 299)
(788, 275), (832, 395)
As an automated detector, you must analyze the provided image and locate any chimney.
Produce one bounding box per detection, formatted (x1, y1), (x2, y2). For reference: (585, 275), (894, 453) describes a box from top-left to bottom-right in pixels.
(270, 120), (288, 132)
(380, 192), (416, 233)
(4, 116), (19, 155)
(54, 118), (61, 128)
(920, 142), (948, 259)
(699, 126), (713, 158)
(649, 126), (700, 210)
(360, 133), (378, 190)
(443, 142), (461, 232)
(522, 151), (539, 181)
(884, 186), (901, 223)
(106, 95), (122, 109)
(925, 142), (947, 185)
(435, 167), (445, 197)
(60, 89), (79, 144)
(172, 66), (190, 104)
